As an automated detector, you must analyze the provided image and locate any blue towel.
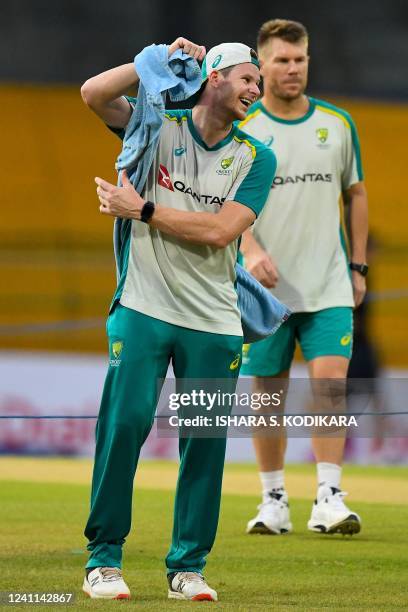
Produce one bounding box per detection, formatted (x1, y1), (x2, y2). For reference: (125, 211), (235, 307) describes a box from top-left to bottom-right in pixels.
(236, 264), (291, 343)
(113, 44), (202, 277)
(111, 44), (291, 342)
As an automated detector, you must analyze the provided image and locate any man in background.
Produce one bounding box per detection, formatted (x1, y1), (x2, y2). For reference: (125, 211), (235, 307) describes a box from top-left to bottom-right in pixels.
(239, 19), (368, 536)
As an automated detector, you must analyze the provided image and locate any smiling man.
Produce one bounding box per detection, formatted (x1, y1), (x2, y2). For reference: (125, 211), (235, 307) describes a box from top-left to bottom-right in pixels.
(239, 20), (368, 537)
(80, 38), (276, 602)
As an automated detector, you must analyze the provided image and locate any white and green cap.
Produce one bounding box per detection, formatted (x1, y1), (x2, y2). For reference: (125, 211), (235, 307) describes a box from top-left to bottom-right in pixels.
(201, 42), (259, 80)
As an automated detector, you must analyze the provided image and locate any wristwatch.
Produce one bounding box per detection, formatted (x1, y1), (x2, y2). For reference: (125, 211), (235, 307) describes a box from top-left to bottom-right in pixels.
(349, 262), (369, 276)
(140, 200), (155, 223)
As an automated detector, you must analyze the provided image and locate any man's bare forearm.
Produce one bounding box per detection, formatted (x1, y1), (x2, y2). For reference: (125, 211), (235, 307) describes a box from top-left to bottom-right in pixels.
(81, 63), (139, 127)
(149, 201), (254, 247)
(81, 38), (206, 129)
(95, 173), (255, 247)
(149, 206), (228, 247)
(237, 229), (279, 288)
(148, 199), (255, 248)
(344, 182), (368, 307)
(81, 64), (139, 103)
(240, 228), (261, 256)
(349, 190), (368, 262)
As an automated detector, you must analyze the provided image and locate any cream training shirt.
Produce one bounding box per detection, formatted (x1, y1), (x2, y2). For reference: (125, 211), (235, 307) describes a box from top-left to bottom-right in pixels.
(239, 97), (363, 312)
(111, 102), (277, 335)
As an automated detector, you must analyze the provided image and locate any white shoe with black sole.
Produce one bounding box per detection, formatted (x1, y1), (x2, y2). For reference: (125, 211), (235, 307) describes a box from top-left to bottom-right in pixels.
(82, 567), (130, 599)
(246, 489), (292, 535)
(168, 572), (218, 601)
(308, 486), (361, 535)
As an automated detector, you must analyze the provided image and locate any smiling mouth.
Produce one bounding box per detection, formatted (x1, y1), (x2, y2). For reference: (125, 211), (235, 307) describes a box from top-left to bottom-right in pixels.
(239, 97), (252, 108)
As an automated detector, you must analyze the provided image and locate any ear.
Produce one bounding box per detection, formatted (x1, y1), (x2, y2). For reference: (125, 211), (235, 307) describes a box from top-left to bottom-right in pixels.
(208, 70), (221, 88)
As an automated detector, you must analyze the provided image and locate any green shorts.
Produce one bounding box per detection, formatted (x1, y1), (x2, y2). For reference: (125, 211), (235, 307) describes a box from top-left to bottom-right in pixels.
(241, 307), (353, 377)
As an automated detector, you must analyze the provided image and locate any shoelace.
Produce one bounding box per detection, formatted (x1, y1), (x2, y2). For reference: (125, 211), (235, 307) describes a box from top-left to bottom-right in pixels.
(257, 491), (287, 511)
(330, 490), (348, 508)
(177, 572), (205, 590)
(319, 489), (349, 509)
(100, 567), (123, 582)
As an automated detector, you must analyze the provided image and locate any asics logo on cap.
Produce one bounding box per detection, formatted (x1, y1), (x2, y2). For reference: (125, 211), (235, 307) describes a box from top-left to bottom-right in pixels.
(212, 54), (222, 68)
(202, 43), (260, 79)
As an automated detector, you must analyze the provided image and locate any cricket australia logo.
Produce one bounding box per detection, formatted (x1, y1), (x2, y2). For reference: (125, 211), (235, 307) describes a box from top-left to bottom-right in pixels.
(316, 127), (331, 149)
(110, 340), (124, 367)
(216, 156), (234, 175)
(316, 128), (328, 143)
(158, 164), (174, 191)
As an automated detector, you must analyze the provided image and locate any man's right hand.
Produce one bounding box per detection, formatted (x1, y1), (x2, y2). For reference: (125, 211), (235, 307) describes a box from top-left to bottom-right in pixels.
(168, 37), (206, 61)
(245, 247), (279, 288)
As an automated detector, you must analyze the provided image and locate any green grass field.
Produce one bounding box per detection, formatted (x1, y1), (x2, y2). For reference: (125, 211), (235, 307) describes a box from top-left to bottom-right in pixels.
(1, 461), (407, 611)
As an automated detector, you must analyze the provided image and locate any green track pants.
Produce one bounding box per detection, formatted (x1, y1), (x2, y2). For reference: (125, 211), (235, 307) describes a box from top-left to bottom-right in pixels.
(84, 303), (242, 574)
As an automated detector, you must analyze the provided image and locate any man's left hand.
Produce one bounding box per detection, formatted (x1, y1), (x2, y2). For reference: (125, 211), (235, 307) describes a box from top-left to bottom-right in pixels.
(96, 170), (144, 220)
(352, 270), (366, 308)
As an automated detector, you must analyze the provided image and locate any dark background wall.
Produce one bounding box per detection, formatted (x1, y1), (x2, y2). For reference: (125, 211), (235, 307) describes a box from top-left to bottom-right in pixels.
(1, 0), (407, 99)
(1, 0), (407, 362)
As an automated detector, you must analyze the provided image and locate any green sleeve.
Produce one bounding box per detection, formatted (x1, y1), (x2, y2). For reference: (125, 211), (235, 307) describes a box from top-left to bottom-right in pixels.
(232, 146), (277, 217)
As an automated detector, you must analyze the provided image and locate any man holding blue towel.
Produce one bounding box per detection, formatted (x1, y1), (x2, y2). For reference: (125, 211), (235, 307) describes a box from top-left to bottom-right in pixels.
(80, 37), (276, 601)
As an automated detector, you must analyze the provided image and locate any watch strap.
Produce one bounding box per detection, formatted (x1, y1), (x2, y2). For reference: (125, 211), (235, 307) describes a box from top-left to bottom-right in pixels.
(140, 200), (155, 223)
(349, 262), (369, 276)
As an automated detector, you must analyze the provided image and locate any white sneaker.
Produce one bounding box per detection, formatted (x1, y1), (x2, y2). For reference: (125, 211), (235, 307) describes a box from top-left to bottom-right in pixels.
(246, 489), (292, 535)
(168, 572), (218, 601)
(82, 567), (131, 599)
(308, 486), (361, 535)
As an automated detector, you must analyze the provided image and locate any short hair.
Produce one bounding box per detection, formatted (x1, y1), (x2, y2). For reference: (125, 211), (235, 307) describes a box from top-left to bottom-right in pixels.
(196, 65), (233, 100)
(198, 64), (239, 98)
(257, 19), (308, 53)
(219, 65), (234, 78)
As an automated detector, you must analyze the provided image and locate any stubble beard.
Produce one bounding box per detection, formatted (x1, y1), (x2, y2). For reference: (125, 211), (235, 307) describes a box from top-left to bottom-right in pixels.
(270, 80), (306, 102)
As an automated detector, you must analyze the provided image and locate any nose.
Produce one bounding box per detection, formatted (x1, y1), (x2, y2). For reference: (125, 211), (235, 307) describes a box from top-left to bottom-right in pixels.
(250, 82), (261, 98)
(288, 60), (299, 74)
